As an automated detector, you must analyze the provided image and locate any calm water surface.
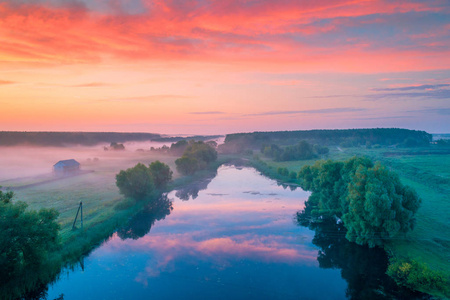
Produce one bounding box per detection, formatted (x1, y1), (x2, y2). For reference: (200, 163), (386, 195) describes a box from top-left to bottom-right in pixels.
(46, 166), (351, 299)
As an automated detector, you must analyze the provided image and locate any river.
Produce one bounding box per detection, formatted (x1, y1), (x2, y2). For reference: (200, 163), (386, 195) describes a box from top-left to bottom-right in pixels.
(45, 165), (423, 299)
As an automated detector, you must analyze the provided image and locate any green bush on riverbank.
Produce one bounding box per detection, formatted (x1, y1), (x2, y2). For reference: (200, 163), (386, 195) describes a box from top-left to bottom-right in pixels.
(387, 258), (448, 296)
(297, 156), (421, 248)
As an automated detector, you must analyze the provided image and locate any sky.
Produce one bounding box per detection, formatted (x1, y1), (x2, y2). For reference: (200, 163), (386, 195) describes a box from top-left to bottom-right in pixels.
(1, 0), (449, 135)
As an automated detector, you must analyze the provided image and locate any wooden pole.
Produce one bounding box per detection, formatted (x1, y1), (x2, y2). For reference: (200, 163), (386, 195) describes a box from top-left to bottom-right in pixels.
(72, 202), (83, 230)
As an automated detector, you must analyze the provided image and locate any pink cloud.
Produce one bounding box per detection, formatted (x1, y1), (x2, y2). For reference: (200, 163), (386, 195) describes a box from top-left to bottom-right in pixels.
(1, 1), (449, 72)
(97, 231), (318, 286)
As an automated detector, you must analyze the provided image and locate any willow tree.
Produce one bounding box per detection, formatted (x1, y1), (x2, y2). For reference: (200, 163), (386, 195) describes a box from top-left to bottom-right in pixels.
(298, 157), (421, 247)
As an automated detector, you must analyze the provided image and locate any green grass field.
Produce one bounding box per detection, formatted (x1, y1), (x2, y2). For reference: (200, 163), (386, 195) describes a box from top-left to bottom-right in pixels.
(6, 151), (179, 249)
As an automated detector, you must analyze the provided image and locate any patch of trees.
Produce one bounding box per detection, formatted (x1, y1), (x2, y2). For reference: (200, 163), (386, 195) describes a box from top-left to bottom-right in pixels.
(0, 131), (161, 147)
(387, 258), (448, 293)
(116, 161), (173, 200)
(104, 142), (125, 151)
(297, 157), (421, 248)
(277, 167), (298, 180)
(0, 189), (60, 295)
(262, 140), (328, 161)
(175, 141), (218, 175)
(152, 135), (222, 143)
(170, 140), (189, 156)
(221, 128), (431, 153)
(151, 140), (219, 157)
(435, 139), (450, 146)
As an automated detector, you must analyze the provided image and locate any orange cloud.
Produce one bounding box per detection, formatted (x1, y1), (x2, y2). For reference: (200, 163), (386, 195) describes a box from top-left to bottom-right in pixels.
(1, 0), (449, 72)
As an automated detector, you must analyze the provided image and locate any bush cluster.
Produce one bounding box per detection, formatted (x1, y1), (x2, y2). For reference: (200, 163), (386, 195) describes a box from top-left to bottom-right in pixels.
(387, 259), (448, 292)
(262, 140), (328, 161)
(175, 141), (217, 175)
(297, 157), (421, 247)
(115, 161), (172, 200)
(0, 190), (60, 292)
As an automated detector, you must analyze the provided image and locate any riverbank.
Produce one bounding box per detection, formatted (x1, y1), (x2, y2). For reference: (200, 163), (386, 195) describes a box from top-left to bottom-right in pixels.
(3, 153), (232, 299)
(244, 147), (450, 299)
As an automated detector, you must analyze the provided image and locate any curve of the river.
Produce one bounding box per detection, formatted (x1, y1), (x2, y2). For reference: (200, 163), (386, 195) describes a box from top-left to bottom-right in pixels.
(46, 165), (423, 300)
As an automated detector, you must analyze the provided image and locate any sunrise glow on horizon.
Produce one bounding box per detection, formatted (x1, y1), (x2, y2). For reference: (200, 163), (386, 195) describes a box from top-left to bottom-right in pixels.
(1, 0), (449, 135)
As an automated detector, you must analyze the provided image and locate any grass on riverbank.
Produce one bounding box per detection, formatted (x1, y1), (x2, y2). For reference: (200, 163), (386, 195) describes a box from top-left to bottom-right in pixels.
(6, 150), (234, 265)
(2, 149), (233, 299)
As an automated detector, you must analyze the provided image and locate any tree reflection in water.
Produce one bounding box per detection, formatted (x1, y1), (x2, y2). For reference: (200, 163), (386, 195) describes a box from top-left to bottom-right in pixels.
(174, 170), (217, 201)
(297, 213), (431, 300)
(118, 195), (173, 240)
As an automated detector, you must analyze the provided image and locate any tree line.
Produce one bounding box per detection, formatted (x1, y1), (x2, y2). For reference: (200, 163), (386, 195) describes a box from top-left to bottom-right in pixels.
(262, 140), (329, 161)
(221, 128), (432, 153)
(0, 132), (161, 147)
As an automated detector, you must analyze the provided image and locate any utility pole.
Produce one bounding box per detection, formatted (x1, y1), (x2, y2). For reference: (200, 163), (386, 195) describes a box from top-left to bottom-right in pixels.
(72, 201), (83, 230)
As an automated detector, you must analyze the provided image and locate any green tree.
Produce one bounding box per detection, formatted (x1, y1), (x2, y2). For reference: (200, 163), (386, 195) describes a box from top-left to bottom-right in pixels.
(116, 163), (155, 200)
(0, 191), (60, 285)
(148, 160), (173, 188)
(184, 141), (217, 165)
(343, 163), (421, 247)
(175, 156), (199, 175)
(175, 141), (217, 175)
(170, 140), (188, 156)
(110, 142), (125, 150)
(0, 188), (13, 203)
(297, 157), (421, 247)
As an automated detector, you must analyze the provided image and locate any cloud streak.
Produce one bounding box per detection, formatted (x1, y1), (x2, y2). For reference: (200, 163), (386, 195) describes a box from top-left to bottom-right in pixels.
(0, 80), (15, 85)
(103, 95), (191, 102)
(408, 108), (450, 115)
(372, 84), (450, 91)
(189, 111), (225, 115)
(1, 0), (449, 72)
(365, 89), (450, 100)
(69, 82), (110, 88)
(245, 107), (366, 116)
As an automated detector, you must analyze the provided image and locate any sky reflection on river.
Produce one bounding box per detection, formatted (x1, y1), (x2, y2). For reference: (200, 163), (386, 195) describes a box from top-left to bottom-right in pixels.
(47, 166), (348, 299)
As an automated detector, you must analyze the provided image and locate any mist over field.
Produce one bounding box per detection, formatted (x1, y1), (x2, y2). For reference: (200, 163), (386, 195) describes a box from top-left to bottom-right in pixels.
(0, 141), (171, 182)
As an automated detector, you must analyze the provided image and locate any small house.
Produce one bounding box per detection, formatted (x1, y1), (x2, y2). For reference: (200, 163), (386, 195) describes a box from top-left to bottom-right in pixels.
(53, 159), (80, 174)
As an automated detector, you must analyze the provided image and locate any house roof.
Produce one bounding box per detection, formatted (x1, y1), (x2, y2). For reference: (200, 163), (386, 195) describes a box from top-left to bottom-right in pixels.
(54, 159), (80, 167)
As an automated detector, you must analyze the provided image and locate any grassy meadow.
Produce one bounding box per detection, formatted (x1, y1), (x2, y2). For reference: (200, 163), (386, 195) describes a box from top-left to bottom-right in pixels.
(0, 144), (181, 259)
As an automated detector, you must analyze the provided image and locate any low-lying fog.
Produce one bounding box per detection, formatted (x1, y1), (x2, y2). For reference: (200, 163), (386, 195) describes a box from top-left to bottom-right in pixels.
(0, 141), (174, 182)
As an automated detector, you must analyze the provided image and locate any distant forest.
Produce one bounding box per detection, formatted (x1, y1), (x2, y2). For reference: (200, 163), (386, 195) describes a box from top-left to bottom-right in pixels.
(221, 128), (432, 153)
(0, 132), (161, 146)
(152, 135), (223, 143)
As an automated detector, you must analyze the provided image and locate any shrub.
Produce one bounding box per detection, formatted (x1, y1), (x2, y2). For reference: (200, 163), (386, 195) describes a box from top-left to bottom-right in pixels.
(116, 162), (173, 199)
(175, 141), (217, 175)
(387, 259), (448, 292)
(116, 163), (155, 200)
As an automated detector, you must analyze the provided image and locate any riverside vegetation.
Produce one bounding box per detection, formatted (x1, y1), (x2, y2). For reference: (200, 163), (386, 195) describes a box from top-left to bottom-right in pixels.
(1, 129), (448, 299)
(232, 132), (449, 298)
(0, 139), (220, 299)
